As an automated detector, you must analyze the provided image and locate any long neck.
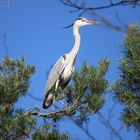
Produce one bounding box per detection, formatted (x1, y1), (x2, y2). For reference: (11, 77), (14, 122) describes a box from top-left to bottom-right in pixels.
(69, 25), (81, 60)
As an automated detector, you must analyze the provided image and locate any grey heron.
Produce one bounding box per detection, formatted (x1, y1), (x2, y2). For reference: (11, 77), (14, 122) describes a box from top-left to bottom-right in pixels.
(43, 17), (99, 109)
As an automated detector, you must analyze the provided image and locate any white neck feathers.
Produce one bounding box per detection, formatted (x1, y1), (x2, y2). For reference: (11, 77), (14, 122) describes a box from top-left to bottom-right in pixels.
(69, 25), (81, 60)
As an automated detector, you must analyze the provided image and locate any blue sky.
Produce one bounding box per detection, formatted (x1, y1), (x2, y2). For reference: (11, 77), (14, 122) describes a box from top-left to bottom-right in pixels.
(0, 0), (140, 140)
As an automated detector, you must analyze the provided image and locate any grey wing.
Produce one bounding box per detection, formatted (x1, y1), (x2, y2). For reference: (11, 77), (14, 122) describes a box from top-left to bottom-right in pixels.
(45, 54), (67, 94)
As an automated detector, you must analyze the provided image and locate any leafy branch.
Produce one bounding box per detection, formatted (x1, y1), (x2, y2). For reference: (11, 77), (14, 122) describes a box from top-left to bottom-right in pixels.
(26, 59), (110, 122)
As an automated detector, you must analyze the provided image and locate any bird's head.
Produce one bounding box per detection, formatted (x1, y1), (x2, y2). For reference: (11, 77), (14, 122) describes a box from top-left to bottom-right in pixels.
(74, 17), (99, 28)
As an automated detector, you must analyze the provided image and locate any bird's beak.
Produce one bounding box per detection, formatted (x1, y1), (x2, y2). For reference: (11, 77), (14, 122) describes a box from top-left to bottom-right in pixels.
(85, 20), (99, 24)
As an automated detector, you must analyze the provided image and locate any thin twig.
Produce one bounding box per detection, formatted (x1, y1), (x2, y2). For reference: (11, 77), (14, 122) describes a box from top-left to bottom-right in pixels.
(97, 111), (124, 140)
(59, 0), (140, 11)
(2, 34), (9, 56)
(59, 0), (138, 32)
(27, 93), (43, 102)
(70, 117), (96, 140)
(25, 104), (76, 118)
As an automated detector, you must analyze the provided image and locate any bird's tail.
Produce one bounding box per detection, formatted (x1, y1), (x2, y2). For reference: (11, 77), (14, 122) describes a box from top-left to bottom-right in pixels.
(43, 93), (54, 109)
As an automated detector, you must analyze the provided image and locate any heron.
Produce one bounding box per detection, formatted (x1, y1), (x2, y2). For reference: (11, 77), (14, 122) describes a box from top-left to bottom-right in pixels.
(43, 17), (99, 109)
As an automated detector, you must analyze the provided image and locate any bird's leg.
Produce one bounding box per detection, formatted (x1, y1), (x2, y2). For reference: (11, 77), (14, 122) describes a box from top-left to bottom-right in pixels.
(54, 80), (66, 107)
(55, 80), (59, 89)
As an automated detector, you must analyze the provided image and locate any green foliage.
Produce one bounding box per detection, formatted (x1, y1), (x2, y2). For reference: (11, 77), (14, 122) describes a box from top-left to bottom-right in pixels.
(113, 26), (140, 134)
(34, 58), (110, 126)
(0, 56), (110, 139)
(32, 124), (68, 140)
(0, 56), (69, 139)
(0, 56), (35, 105)
(0, 57), (36, 139)
(62, 58), (110, 123)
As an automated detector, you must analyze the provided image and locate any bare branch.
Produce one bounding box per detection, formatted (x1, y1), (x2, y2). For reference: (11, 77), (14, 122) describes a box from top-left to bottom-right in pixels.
(27, 93), (43, 102)
(69, 117), (96, 140)
(2, 34), (9, 56)
(88, 11), (128, 33)
(25, 105), (77, 118)
(59, 0), (140, 11)
(59, 0), (138, 32)
(97, 111), (124, 140)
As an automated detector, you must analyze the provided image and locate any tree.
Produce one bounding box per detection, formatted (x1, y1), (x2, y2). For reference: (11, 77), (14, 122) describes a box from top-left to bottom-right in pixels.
(28, 59), (109, 120)
(0, 56), (110, 139)
(0, 57), (68, 139)
(113, 26), (140, 139)
(26, 59), (110, 140)
(0, 57), (36, 139)
(58, 1), (140, 139)
(1, 1), (139, 139)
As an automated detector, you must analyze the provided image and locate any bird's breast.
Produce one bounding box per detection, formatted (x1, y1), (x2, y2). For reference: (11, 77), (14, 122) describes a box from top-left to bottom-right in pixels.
(61, 63), (74, 83)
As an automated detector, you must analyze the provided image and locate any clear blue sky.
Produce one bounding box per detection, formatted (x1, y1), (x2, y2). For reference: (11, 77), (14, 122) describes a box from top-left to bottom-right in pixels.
(0, 0), (140, 140)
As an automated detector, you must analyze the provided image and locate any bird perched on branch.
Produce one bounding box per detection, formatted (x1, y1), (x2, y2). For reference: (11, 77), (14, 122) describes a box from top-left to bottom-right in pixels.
(43, 17), (99, 109)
